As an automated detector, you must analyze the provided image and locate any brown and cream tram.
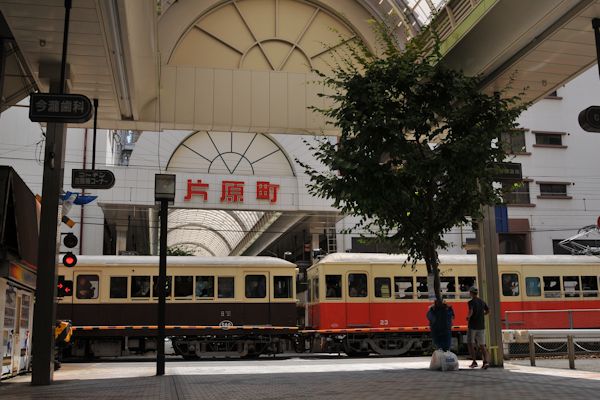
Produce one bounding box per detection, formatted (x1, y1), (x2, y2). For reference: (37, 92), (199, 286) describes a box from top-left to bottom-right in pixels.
(57, 256), (297, 358)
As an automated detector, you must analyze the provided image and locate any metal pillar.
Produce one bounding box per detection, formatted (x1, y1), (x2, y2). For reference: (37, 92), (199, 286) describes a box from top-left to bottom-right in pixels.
(475, 205), (504, 367)
(31, 0), (72, 384)
(157, 200), (168, 375)
(31, 75), (67, 385)
(0, 38), (7, 112)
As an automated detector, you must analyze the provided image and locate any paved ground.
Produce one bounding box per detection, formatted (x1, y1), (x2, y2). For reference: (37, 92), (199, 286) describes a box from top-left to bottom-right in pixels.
(2, 355), (600, 399)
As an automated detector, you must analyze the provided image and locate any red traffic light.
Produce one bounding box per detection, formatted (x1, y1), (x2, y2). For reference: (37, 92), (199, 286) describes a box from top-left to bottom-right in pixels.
(62, 252), (77, 268)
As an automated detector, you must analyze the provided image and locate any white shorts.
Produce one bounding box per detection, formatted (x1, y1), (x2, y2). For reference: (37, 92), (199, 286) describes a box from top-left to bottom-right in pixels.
(467, 329), (486, 345)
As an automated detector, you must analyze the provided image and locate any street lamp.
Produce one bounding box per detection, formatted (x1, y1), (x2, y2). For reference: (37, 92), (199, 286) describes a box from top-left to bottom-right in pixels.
(154, 174), (175, 376)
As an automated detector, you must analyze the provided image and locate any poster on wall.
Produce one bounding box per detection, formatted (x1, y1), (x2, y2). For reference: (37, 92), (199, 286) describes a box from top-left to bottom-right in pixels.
(2, 287), (16, 377)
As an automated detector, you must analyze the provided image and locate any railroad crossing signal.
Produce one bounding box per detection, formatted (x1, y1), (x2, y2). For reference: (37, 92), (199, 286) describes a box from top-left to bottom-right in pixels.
(62, 252), (77, 268)
(62, 232), (78, 268)
(57, 277), (73, 297)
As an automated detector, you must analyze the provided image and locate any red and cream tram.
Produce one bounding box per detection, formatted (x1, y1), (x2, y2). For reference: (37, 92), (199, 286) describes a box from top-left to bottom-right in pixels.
(305, 254), (600, 355)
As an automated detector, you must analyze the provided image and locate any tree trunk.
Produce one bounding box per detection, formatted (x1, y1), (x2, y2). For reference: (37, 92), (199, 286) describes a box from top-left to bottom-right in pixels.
(424, 244), (442, 301)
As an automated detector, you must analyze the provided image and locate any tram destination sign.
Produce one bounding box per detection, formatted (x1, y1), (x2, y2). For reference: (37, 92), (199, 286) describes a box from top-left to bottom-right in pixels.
(29, 93), (93, 123)
(71, 169), (115, 190)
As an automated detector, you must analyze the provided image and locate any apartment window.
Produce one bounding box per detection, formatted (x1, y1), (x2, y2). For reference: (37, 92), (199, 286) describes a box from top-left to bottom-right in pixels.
(501, 130), (526, 154)
(534, 132), (564, 146)
(538, 183), (570, 199)
(499, 233), (528, 254)
(502, 181), (530, 205)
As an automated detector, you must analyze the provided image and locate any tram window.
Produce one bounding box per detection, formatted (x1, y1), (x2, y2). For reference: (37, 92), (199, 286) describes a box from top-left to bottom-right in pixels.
(441, 277), (456, 299)
(348, 273), (367, 297)
(314, 276), (319, 300)
(174, 276), (193, 297)
(416, 277), (428, 299)
(217, 277), (235, 298)
(76, 275), (98, 300)
(196, 276), (215, 298)
(152, 276), (173, 297)
(375, 277), (391, 298)
(245, 275), (266, 298)
(501, 274), (520, 296)
(131, 276), (150, 298)
(525, 277), (541, 297)
(563, 276), (580, 298)
(458, 277), (476, 299)
(543, 276), (561, 298)
(274, 276), (293, 298)
(394, 277), (414, 299)
(581, 276), (598, 297)
(109, 276), (128, 299)
(325, 275), (342, 298)
(307, 278), (312, 302)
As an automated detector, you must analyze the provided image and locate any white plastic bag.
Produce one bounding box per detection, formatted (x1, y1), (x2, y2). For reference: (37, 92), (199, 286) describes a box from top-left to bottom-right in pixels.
(429, 349), (444, 370)
(441, 351), (459, 371)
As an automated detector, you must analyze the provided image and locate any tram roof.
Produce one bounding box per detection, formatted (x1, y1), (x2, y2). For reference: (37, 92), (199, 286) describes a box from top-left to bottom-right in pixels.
(316, 253), (600, 266)
(66, 255), (296, 268)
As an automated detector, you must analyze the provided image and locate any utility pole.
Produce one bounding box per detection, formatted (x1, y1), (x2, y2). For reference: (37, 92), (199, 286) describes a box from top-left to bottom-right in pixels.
(475, 205), (504, 367)
(31, 0), (71, 385)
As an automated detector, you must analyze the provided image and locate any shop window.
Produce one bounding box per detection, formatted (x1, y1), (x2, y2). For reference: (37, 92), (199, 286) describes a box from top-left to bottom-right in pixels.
(563, 276), (580, 298)
(543, 276), (561, 298)
(525, 277), (541, 297)
(501, 273), (520, 296)
(348, 273), (367, 297)
(76, 274), (99, 300)
(394, 277), (414, 299)
(374, 277), (391, 298)
(535, 132), (563, 146)
(218, 277), (235, 298)
(581, 276), (599, 297)
(325, 275), (342, 298)
(274, 276), (293, 298)
(110, 276), (128, 299)
(174, 276), (193, 297)
(196, 276), (215, 298)
(245, 275), (266, 298)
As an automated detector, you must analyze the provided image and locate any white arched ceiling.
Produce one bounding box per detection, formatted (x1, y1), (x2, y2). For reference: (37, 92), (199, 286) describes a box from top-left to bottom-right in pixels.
(165, 131), (292, 256)
(167, 208), (265, 256)
(169, 0), (360, 74)
(167, 131), (295, 176)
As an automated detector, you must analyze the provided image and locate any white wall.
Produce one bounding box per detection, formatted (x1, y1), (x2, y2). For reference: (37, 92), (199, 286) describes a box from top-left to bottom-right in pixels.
(0, 101), (109, 255)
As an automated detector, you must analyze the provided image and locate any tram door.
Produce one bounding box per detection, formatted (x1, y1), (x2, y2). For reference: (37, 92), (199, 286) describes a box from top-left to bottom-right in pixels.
(346, 271), (371, 327)
(243, 273), (270, 325)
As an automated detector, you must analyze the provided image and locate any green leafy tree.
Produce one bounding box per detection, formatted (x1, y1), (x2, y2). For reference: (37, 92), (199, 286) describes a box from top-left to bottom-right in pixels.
(166, 245), (195, 256)
(302, 25), (527, 300)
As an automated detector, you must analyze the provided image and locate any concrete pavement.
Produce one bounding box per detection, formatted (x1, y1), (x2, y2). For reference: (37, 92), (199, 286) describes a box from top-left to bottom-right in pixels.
(1, 356), (600, 399)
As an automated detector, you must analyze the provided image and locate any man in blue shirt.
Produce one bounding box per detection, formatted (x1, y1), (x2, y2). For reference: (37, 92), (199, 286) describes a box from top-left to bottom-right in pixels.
(467, 286), (490, 369)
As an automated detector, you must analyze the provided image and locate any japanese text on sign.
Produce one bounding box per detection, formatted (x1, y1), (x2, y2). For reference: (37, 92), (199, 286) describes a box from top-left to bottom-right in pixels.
(183, 179), (280, 204)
